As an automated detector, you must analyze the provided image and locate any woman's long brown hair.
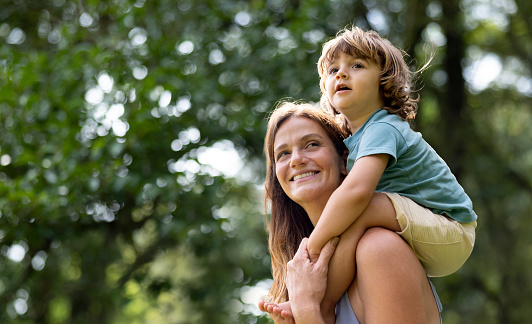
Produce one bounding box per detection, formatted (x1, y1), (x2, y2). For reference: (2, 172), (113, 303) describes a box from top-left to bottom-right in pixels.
(263, 101), (349, 303)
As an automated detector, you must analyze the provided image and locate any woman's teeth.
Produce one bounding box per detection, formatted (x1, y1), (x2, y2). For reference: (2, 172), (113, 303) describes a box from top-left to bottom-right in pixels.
(293, 172), (317, 181)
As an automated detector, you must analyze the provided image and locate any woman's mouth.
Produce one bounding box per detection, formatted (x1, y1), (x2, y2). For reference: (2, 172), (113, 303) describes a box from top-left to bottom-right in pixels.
(292, 171), (318, 181)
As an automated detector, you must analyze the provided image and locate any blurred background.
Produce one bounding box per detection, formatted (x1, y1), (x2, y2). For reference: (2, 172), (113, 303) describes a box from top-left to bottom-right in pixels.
(0, 0), (531, 323)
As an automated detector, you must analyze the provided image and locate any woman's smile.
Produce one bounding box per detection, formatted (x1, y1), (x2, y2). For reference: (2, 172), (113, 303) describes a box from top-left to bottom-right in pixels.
(292, 171), (319, 181)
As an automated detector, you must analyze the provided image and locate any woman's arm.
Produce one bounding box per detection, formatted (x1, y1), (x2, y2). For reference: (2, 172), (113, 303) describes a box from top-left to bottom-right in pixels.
(286, 237), (339, 324)
(307, 154), (389, 260)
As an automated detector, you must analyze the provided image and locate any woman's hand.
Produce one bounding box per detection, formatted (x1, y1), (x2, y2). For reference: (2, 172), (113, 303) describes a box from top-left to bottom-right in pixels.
(286, 237), (339, 323)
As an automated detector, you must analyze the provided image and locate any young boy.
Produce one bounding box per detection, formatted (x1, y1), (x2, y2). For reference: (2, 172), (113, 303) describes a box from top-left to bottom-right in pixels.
(306, 25), (478, 321)
(263, 26), (477, 323)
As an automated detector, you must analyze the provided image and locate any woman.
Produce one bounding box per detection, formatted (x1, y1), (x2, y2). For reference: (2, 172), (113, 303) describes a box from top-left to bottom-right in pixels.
(259, 102), (441, 323)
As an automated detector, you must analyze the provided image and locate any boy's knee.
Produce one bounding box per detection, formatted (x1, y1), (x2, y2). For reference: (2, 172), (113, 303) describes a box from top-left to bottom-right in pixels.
(357, 228), (403, 262)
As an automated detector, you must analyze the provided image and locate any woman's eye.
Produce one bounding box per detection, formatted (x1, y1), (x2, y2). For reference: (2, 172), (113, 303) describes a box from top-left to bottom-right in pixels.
(306, 142), (319, 149)
(276, 151), (289, 161)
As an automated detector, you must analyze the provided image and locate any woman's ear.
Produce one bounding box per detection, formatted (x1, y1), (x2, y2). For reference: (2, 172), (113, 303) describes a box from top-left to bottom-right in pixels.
(341, 150), (348, 176)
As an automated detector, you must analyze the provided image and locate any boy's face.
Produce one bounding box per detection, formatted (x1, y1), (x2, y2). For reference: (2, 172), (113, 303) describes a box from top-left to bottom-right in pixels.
(324, 51), (383, 129)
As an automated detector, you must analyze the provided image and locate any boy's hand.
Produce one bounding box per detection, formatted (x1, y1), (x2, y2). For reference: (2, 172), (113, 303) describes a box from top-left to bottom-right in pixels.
(307, 233), (326, 262)
(308, 250), (320, 263)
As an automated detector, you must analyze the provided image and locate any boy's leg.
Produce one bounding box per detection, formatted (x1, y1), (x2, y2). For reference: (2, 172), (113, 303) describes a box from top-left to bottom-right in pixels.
(384, 192), (476, 277)
(320, 193), (401, 323)
(352, 227), (440, 323)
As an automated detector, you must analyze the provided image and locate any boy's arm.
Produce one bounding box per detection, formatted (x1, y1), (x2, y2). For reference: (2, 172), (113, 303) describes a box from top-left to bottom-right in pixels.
(307, 153), (389, 259)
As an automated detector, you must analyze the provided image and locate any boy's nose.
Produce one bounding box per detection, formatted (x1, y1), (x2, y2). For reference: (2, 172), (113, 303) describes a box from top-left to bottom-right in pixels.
(336, 70), (348, 79)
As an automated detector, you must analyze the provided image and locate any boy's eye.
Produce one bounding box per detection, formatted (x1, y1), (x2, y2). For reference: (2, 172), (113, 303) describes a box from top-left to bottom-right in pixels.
(352, 63), (363, 69)
(329, 67), (338, 74)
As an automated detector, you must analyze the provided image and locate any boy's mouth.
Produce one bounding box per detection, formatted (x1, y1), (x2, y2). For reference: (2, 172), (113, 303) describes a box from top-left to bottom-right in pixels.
(336, 84), (351, 92)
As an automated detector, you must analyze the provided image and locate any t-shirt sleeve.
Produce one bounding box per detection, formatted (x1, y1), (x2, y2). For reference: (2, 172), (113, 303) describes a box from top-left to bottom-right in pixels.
(356, 122), (403, 168)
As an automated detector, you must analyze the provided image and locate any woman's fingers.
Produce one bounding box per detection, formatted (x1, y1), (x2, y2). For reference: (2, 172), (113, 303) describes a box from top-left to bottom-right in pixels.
(293, 237), (309, 260)
(315, 237), (339, 268)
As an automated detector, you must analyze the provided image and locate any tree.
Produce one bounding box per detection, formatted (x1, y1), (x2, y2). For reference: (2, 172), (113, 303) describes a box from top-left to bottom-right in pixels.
(0, 0), (530, 323)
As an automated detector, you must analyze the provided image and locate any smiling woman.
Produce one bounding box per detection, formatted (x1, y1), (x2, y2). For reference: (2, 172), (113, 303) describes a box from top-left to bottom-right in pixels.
(263, 101), (349, 304)
(260, 101), (442, 324)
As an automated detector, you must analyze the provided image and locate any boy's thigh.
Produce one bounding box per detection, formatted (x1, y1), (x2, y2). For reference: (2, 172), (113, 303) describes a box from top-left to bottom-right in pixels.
(383, 192), (476, 277)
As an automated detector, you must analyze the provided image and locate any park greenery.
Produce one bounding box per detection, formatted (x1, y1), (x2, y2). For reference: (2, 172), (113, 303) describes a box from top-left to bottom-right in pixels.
(0, 0), (531, 323)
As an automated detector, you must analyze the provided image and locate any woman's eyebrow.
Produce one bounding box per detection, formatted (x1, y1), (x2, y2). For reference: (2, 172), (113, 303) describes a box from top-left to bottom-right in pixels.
(274, 133), (325, 153)
(273, 143), (288, 155)
(301, 133), (325, 142)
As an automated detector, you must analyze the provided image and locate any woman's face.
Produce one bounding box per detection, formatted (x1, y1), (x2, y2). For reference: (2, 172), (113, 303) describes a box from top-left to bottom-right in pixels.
(273, 116), (347, 207)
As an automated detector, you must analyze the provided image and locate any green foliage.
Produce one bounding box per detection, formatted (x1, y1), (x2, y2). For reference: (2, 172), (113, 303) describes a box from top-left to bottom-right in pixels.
(0, 0), (530, 323)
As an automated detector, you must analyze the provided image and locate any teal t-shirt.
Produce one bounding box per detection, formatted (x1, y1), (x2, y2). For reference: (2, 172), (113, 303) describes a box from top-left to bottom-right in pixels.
(344, 109), (477, 223)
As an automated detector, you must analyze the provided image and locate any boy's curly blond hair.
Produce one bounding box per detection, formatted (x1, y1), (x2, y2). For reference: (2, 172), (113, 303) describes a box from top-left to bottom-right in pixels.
(318, 26), (429, 122)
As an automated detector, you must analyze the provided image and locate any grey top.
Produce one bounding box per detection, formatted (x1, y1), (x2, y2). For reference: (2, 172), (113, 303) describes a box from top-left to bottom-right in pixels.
(335, 275), (442, 324)
(334, 292), (359, 324)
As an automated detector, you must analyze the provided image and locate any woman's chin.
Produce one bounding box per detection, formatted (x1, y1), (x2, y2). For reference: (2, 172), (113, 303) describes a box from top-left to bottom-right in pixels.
(291, 189), (329, 206)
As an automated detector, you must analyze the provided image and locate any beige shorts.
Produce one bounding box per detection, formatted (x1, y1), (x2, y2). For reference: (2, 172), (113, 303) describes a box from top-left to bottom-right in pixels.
(384, 192), (477, 277)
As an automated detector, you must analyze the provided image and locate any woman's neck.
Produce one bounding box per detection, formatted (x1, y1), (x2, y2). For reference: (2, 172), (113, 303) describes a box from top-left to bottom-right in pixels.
(301, 198), (328, 227)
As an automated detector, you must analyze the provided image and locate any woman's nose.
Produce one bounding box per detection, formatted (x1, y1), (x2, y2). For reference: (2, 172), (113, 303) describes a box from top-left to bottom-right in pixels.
(290, 149), (306, 167)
